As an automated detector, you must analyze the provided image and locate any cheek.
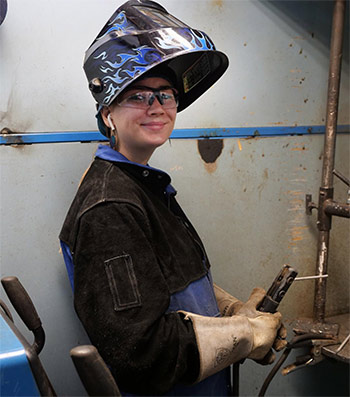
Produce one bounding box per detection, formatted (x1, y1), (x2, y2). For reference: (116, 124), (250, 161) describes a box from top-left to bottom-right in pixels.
(166, 110), (177, 126)
(112, 109), (139, 133)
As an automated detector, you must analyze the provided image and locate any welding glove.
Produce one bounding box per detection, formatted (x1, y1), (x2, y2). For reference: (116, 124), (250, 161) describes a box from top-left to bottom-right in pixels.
(235, 287), (287, 364)
(215, 285), (287, 363)
(180, 302), (281, 382)
(214, 284), (244, 316)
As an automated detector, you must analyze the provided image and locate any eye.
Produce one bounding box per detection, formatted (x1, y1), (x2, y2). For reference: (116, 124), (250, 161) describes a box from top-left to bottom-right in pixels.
(160, 92), (174, 102)
(126, 93), (147, 103)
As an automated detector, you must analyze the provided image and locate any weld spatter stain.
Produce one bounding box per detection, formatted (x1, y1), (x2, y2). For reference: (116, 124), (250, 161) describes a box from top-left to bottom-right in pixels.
(197, 139), (224, 165)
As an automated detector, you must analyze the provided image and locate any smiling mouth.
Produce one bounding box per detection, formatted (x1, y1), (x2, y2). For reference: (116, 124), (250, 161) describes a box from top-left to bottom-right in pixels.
(142, 122), (166, 130)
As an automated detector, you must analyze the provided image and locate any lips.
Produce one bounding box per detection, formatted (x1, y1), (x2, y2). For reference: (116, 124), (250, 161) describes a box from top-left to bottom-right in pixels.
(141, 121), (167, 130)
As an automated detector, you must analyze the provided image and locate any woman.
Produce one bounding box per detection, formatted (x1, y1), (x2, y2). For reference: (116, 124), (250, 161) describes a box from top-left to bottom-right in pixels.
(60, 1), (285, 395)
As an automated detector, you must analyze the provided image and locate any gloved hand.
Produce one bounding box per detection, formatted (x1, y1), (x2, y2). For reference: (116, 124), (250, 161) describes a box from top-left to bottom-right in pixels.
(214, 284), (287, 364)
(180, 303), (282, 382)
(214, 284), (243, 316)
(235, 287), (287, 364)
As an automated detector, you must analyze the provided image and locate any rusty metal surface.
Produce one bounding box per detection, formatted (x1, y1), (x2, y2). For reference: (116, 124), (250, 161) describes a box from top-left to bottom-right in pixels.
(322, 313), (350, 363)
(292, 317), (340, 338)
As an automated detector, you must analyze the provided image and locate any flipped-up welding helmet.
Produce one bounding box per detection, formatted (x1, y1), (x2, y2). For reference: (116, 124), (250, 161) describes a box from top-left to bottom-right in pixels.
(84, 0), (229, 135)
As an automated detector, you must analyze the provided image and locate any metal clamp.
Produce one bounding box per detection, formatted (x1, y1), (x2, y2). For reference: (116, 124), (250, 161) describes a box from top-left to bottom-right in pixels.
(282, 338), (335, 375)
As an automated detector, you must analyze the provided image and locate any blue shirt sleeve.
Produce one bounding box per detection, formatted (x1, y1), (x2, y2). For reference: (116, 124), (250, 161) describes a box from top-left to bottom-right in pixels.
(60, 240), (74, 291)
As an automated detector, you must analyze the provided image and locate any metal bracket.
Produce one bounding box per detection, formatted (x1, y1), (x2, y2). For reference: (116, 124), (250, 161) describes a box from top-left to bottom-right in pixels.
(317, 187), (334, 231)
(306, 194), (318, 215)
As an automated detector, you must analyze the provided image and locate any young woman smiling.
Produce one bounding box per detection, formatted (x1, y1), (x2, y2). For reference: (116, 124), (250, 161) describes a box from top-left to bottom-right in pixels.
(60, 1), (286, 395)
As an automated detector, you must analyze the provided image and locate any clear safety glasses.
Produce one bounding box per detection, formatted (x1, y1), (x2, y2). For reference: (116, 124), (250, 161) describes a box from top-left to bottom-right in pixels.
(117, 86), (179, 110)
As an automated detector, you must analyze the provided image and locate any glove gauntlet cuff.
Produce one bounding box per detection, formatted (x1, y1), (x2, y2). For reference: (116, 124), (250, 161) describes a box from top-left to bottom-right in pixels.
(180, 311), (253, 382)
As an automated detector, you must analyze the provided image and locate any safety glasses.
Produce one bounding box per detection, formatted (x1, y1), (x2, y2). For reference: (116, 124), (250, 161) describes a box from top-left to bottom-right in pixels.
(117, 85), (179, 110)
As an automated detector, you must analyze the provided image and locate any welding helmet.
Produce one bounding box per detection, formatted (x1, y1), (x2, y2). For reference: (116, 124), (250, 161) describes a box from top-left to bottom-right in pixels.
(84, 0), (229, 135)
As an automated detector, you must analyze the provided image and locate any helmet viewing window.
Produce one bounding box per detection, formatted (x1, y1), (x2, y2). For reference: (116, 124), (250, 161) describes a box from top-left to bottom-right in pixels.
(135, 6), (189, 28)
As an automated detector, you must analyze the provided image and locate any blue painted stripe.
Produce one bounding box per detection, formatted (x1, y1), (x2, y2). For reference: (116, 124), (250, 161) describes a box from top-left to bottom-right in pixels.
(0, 125), (349, 145)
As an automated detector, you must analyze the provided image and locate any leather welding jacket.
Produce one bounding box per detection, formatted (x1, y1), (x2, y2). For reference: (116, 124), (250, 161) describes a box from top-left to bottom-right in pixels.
(59, 145), (230, 396)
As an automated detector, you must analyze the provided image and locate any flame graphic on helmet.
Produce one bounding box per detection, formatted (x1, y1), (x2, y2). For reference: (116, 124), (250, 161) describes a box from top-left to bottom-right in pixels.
(93, 28), (216, 105)
(97, 11), (137, 41)
(189, 30), (215, 51)
(95, 46), (162, 105)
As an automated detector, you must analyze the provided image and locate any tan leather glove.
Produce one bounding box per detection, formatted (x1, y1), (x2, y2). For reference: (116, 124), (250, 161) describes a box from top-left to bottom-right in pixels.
(214, 284), (243, 316)
(235, 287), (287, 364)
(214, 284), (287, 364)
(180, 306), (281, 382)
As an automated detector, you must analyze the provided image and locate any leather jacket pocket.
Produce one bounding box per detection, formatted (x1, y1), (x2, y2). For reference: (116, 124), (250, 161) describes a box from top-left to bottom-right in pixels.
(104, 254), (142, 311)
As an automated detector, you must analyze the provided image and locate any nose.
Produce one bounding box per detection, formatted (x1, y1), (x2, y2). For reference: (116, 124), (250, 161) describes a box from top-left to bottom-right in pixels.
(147, 95), (164, 115)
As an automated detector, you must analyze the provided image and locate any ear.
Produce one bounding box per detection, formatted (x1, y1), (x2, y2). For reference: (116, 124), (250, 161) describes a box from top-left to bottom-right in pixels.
(101, 106), (111, 128)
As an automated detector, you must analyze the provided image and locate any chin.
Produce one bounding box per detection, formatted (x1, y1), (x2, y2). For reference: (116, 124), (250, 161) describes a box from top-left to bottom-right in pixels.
(147, 133), (171, 146)
(150, 139), (169, 150)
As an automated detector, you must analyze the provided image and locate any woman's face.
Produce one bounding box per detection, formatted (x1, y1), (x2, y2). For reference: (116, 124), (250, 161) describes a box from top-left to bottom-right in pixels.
(102, 77), (177, 164)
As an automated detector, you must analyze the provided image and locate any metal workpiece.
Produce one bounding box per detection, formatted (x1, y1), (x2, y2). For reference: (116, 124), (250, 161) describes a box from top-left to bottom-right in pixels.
(280, 337), (336, 376)
(283, 317), (343, 375)
(322, 314), (350, 364)
(258, 328), (341, 396)
(292, 318), (340, 339)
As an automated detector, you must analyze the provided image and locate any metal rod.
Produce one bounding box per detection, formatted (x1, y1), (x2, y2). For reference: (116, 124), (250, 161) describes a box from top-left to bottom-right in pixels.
(313, 0), (346, 322)
(333, 169), (350, 187)
(295, 274), (328, 281)
(335, 333), (350, 353)
(324, 200), (350, 218)
(320, 0), (346, 189)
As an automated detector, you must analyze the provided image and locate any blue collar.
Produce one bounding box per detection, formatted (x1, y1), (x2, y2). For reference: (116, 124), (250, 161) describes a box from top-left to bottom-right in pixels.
(95, 144), (176, 196)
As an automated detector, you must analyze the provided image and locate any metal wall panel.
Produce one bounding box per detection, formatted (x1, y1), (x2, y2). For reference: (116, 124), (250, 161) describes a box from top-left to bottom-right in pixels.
(0, 0), (349, 395)
(0, 0), (348, 133)
(0, 134), (348, 395)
